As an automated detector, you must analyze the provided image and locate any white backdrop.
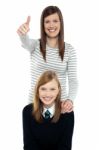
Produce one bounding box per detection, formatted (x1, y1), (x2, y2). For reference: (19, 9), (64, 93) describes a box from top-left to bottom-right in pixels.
(0, 0), (99, 150)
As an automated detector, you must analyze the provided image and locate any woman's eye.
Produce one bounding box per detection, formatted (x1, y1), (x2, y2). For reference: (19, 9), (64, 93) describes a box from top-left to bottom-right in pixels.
(45, 20), (50, 24)
(45, 20), (59, 24)
(53, 20), (58, 23)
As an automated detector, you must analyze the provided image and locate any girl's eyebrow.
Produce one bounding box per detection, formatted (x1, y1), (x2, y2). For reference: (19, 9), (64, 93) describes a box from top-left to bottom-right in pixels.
(40, 87), (46, 89)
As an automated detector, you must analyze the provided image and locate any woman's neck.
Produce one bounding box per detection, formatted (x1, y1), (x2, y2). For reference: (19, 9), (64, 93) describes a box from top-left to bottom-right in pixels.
(47, 37), (58, 48)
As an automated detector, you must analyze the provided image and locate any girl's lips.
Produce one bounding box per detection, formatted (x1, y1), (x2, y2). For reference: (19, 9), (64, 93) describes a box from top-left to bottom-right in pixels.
(43, 97), (53, 101)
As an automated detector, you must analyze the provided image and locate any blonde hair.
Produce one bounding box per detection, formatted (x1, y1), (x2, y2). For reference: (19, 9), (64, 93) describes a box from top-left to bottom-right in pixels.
(32, 70), (61, 123)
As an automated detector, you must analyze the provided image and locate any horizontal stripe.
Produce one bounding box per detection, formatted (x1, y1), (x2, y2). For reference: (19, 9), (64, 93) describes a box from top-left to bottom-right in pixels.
(20, 35), (78, 102)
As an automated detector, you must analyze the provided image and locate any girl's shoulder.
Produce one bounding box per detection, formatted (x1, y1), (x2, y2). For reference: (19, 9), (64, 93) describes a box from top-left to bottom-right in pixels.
(22, 103), (33, 116)
(60, 111), (74, 121)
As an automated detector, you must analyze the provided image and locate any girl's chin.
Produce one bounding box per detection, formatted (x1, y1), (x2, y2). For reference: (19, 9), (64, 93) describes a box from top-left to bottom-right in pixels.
(43, 102), (54, 108)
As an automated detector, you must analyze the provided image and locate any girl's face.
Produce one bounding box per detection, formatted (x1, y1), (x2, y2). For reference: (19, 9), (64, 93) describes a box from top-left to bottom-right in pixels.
(39, 79), (59, 108)
(44, 13), (60, 39)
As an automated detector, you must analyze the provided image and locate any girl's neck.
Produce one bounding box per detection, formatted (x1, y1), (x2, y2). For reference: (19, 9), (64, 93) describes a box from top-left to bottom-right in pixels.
(43, 103), (55, 109)
(47, 37), (58, 48)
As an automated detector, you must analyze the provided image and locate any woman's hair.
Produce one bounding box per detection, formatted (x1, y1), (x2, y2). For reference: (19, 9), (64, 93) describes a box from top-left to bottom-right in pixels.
(40, 6), (65, 61)
(33, 70), (61, 123)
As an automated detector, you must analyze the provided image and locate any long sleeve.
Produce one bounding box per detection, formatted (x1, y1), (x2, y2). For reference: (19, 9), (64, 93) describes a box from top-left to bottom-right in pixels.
(67, 44), (78, 101)
(19, 34), (38, 53)
(22, 105), (39, 150)
(58, 111), (74, 150)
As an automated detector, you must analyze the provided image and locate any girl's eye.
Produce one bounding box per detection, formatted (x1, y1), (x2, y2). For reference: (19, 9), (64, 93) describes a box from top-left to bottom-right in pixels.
(40, 88), (56, 91)
(50, 88), (56, 91)
(41, 88), (46, 91)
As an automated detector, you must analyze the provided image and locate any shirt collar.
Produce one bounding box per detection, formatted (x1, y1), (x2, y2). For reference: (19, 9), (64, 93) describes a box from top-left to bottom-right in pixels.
(42, 103), (55, 118)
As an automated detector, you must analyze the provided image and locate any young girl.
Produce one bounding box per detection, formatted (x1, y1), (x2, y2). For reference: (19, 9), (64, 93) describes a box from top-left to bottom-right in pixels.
(22, 70), (74, 150)
(17, 6), (78, 113)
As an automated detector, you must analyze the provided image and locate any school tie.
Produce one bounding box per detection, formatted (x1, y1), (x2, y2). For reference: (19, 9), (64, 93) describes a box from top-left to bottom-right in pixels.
(45, 110), (51, 119)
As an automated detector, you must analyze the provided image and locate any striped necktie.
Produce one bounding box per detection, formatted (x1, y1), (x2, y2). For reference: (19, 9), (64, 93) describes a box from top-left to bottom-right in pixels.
(45, 110), (50, 119)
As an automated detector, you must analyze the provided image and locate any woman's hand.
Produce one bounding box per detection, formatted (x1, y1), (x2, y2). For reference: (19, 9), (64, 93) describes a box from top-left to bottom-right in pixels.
(17, 16), (30, 36)
(61, 99), (73, 113)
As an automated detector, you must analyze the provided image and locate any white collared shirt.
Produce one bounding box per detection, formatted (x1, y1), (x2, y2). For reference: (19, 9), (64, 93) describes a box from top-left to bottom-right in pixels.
(42, 104), (55, 118)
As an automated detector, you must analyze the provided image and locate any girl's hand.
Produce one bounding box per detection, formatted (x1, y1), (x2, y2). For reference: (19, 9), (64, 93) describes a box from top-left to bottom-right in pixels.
(61, 99), (73, 113)
(17, 16), (31, 36)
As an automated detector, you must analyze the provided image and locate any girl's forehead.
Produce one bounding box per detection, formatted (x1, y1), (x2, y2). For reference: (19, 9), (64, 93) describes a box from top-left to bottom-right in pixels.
(40, 79), (58, 87)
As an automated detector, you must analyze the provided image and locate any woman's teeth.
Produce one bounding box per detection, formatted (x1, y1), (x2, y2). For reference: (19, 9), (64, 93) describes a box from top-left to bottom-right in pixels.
(49, 29), (55, 32)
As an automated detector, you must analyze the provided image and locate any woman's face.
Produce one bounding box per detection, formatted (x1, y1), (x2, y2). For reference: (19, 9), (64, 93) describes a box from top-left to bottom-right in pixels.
(44, 13), (60, 38)
(39, 79), (59, 108)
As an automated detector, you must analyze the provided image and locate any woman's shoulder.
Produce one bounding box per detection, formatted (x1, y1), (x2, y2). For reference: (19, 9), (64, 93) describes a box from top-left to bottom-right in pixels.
(65, 42), (74, 50)
(65, 42), (76, 57)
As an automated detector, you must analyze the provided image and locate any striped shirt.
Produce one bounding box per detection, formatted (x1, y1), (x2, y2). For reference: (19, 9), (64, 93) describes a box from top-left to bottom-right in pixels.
(20, 35), (78, 102)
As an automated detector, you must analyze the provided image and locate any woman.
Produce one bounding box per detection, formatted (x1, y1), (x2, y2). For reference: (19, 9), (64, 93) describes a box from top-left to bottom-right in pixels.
(17, 5), (78, 113)
(22, 70), (74, 150)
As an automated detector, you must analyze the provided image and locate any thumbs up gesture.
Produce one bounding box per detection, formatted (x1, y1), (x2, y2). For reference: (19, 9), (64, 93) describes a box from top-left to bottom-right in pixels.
(17, 16), (31, 35)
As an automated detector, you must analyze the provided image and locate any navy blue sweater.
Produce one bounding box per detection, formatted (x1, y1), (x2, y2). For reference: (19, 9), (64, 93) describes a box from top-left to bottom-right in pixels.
(22, 104), (74, 150)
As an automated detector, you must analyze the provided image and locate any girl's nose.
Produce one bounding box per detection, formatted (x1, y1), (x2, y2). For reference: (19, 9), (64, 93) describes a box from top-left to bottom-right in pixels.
(45, 91), (51, 96)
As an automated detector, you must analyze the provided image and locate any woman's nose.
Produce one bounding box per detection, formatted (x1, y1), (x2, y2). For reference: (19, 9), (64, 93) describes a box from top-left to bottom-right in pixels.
(49, 21), (54, 27)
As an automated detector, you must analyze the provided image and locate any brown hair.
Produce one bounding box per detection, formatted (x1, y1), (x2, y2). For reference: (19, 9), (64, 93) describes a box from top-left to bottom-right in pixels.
(33, 70), (61, 123)
(40, 6), (65, 61)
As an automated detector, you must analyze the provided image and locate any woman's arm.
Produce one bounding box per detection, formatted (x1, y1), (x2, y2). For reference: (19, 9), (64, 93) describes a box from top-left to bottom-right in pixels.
(19, 34), (38, 53)
(67, 44), (78, 102)
(17, 16), (38, 53)
(61, 44), (78, 113)
(22, 105), (39, 150)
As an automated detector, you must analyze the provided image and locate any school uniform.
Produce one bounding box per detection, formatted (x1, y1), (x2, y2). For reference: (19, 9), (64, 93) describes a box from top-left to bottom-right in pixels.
(22, 104), (74, 150)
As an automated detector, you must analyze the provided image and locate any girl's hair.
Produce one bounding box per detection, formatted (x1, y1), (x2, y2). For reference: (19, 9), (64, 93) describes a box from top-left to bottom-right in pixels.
(33, 70), (61, 123)
(40, 6), (65, 61)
